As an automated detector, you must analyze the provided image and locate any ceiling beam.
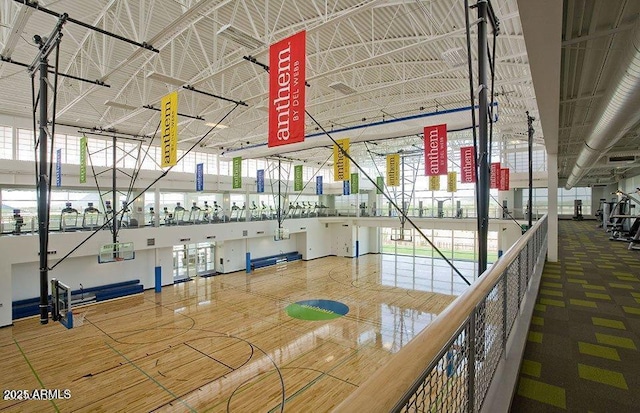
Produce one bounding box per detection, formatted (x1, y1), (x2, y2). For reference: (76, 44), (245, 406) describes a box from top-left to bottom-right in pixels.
(562, 23), (634, 47)
(0, 2), (33, 58)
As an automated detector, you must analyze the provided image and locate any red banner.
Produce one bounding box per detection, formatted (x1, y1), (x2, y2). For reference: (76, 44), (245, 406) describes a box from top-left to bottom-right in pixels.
(424, 124), (447, 176)
(500, 168), (510, 191)
(268, 30), (306, 147)
(460, 146), (476, 183)
(490, 162), (501, 189)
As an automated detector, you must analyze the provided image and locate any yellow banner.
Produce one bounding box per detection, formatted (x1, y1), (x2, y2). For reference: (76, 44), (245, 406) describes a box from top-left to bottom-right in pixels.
(333, 138), (350, 180)
(447, 171), (457, 192)
(386, 154), (400, 186)
(160, 91), (178, 167)
(429, 175), (440, 191)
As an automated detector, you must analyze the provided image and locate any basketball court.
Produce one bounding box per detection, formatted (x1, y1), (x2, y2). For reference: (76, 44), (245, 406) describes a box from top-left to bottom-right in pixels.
(0, 254), (455, 412)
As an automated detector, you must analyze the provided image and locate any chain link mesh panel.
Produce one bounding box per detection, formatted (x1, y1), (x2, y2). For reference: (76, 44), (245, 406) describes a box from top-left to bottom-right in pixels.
(399, 327), (470, 412)
(505, 256), (521, 337)
(474, 282), (505, 410)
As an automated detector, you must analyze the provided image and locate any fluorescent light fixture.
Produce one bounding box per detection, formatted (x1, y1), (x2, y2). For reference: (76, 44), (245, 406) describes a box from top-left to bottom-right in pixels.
(441, 47), (467, 69)
(217, 24), (264, 50)
(205, 122), (228, 129)
(104, 100), (137, 111)
(329, 81), (357, 95)
(146, 71), (186, 86)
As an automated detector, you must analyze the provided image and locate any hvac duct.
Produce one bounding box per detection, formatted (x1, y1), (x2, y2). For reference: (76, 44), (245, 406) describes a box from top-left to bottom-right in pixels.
(565, 19), (640, 189)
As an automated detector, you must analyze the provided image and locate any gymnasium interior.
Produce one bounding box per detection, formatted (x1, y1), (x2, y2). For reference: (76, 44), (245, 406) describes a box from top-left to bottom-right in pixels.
(1, 0), (639, 411)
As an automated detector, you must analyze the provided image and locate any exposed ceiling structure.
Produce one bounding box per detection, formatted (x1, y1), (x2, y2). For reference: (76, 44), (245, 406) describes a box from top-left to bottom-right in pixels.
(8, 0), (633, 187)
(556, 0), (640, 187)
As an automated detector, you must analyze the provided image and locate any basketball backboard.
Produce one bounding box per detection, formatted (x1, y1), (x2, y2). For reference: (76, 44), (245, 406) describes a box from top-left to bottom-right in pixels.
(98, 241), (135, 263)
(51, 278), (73, 329)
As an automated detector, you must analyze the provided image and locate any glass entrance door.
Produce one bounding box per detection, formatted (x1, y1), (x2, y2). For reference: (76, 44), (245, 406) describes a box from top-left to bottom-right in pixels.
(173, 242), (216, 282)
(173, 245), (189, 282)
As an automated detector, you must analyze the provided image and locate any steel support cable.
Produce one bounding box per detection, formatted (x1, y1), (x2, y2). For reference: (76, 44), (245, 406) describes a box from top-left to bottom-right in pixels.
(306, 109), (471, 286)
(282, 153), (332, 222)
(122, 122), (163, 222)
(490, 194), (523, 229)
(49, 104), (240, 270)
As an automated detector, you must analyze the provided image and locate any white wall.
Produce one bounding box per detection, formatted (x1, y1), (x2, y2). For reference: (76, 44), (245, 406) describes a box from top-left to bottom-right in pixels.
(12, 251), (156, 301)
(301, 220), (332, 260)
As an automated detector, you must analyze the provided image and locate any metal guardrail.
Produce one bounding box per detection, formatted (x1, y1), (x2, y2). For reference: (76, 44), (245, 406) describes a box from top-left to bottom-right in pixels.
(335, 214), (548, 412)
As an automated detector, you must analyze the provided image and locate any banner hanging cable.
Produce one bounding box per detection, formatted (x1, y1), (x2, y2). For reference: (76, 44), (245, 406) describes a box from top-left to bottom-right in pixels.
(49, 104), (241, 271)
(305, 110), (470, 286)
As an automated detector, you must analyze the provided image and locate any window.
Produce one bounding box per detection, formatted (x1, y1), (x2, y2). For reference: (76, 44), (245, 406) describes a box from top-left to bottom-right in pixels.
(17, 128), (35, 161)
(0, 126), (12, 159)
(65, 135), (80, 164)
(87, 138), (108, 167)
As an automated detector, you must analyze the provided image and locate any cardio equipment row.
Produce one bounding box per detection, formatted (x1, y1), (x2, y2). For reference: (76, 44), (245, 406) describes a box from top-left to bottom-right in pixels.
(597, 189), (640, 251)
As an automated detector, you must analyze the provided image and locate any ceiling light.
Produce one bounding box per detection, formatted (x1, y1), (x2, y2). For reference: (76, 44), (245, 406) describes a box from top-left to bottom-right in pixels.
(217, 24), (264, 50)
(441, 47), (467, 69)
(146, 71), (186, 86)
(329, 82), (357, 95)
(104, 100), (137, 111)
(205, 122), (228, 129)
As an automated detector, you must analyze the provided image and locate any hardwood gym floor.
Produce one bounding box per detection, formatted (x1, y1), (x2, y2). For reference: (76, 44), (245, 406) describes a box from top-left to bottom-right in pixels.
(0, 254), (458, 412)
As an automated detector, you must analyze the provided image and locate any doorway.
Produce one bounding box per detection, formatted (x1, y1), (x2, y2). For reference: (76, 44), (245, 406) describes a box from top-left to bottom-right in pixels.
(173, 242), (216, 282)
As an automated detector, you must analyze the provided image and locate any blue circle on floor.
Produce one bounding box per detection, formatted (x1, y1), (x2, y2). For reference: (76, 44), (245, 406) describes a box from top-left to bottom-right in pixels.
(285, 299), (349, 320)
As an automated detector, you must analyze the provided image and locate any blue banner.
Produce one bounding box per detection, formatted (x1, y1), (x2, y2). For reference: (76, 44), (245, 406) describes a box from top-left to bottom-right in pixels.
(196, 163), (204, 191)
(316, 176), (323, 195)
(257, 169), (265, 193)
(56, 148), (61, 187)
(343, 180), (350, 195)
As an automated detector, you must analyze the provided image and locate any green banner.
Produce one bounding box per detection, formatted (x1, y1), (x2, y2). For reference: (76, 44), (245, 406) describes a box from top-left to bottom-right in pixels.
(294, 165), (303, 191)
(80, 135), (87, 183)
(232, 157), (242, 189)
(350, 173), (359, 193)
(376, 176), (384, 194)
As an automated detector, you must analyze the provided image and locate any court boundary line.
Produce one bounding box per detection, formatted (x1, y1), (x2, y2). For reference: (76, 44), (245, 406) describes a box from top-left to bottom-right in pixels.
(13, 337), (61, 412)
(105, 341), (197, 412)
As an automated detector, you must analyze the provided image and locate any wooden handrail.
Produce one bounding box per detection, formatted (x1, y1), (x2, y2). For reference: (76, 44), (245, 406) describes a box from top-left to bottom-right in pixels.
(334, 215), (548, 412)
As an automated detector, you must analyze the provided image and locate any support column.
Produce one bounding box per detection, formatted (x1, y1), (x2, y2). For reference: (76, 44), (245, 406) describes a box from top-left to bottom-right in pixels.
(130, 190), (145, 228)
(547, 152), (558, 261)
(37, 55), (50, 325)
(154, 187), (160, 227)
(222, 192), (231, 221)
(477, 0), (490, 275)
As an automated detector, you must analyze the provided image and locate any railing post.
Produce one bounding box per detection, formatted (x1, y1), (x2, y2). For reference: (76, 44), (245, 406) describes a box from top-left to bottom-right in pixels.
(467, 311), (476, 413)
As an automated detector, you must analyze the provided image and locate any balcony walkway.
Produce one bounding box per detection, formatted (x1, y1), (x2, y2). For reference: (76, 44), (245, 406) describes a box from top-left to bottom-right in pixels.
(512, 220), (640, 412)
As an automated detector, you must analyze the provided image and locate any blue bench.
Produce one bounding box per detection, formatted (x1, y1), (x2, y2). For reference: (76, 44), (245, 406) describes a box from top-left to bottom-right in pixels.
(12, 297), (50, 320)
(95, 284), (144, 301)
(12, 279), (143, 320)
(251, 251), (303, 270)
